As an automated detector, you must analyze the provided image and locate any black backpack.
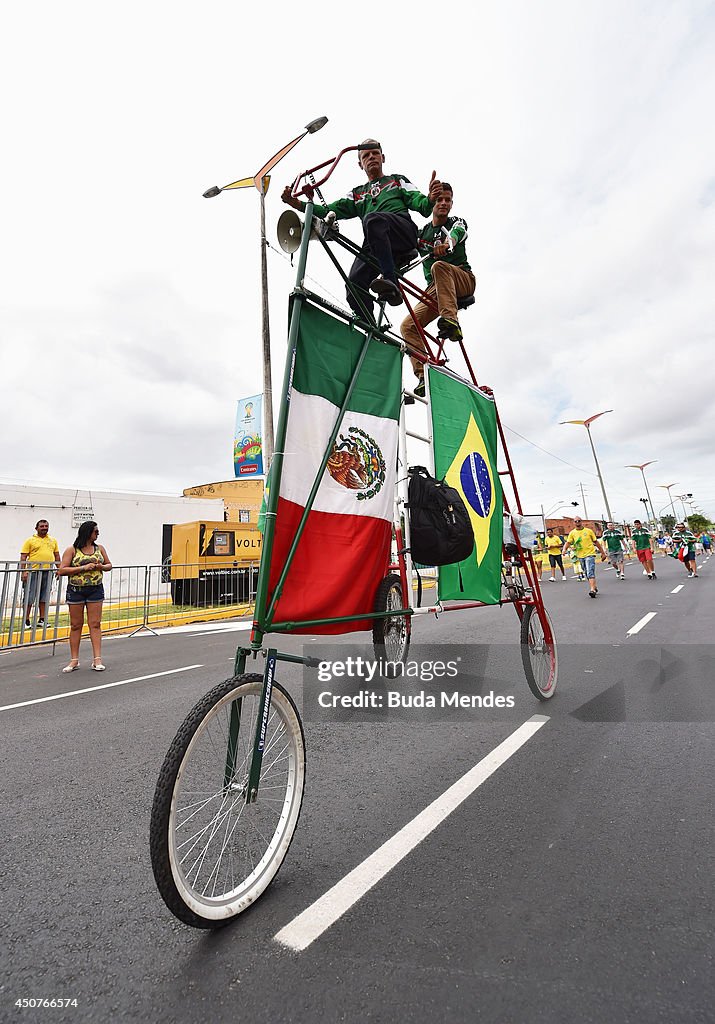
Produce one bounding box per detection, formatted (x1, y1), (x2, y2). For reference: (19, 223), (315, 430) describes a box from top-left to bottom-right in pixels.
(407, 466), (475, 566)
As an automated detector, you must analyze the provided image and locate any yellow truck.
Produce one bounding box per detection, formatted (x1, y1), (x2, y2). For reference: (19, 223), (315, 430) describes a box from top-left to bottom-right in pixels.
(165, 521), (262, 605)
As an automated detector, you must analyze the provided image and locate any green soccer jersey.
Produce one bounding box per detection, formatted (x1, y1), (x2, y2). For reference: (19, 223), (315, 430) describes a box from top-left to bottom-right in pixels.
(631, 527), (652, 551)
(602, 527), (625, 552)
(312, 173), (432, 222)
(417, 216), (471, 285)
(674, 529), (695, 548)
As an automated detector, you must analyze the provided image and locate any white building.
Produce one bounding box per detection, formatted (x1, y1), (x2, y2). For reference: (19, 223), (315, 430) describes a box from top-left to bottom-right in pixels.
(0, 482), (223, 567)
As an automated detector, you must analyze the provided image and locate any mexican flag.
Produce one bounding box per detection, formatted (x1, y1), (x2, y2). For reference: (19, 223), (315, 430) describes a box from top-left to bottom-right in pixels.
(428, 366), (503, 603)
(267, 302), (401, 633)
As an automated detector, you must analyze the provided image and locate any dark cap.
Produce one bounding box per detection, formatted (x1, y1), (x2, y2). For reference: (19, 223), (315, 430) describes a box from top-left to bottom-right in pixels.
(358, 138), (382, 151)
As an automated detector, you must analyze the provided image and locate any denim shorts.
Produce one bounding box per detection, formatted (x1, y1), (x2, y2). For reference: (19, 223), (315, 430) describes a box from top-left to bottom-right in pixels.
(24, 569), (52, 606)
(580, 555), (596, 579)
(66, 583), (105, 604)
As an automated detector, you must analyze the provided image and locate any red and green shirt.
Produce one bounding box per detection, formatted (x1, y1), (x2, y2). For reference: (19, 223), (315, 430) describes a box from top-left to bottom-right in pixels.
(313, 173), (433, 222)
(417, 216), (471, 285)
(631, 527), (652, 551)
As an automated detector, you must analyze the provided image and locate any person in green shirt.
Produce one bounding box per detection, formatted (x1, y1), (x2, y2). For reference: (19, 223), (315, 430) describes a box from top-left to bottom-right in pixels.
(400, 183), (476, 395)
(673, 523), (698, 577)
(602, 521), (627, 580)
(630, 519), (656, 579)
(282, 138), (440, 320)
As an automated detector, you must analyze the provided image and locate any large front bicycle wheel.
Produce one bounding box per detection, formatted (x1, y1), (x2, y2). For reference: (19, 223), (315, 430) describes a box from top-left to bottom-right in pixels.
(372, 573), (410, 670)
(520, 604), (558, 701)
(150, 674), (305, 929)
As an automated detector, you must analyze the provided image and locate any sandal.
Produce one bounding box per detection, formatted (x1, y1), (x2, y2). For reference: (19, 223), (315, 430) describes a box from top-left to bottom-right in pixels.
(63, 660), (80, 673)
(91, 659), (106, 672)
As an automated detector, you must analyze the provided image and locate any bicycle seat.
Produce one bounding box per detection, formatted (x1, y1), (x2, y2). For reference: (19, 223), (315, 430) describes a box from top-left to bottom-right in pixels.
(457, 294), (475, 311)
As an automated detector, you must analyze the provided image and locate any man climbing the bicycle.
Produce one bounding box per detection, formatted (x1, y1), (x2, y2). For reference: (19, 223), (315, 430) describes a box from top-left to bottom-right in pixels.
(399, 182), (475, 396)
(281, 138), (441, 321)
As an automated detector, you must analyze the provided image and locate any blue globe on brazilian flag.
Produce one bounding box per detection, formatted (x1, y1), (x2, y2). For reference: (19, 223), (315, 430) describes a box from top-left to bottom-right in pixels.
(428, 366), (503, 603)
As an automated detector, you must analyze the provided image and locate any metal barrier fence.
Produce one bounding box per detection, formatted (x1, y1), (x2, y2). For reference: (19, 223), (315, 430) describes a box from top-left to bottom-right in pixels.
(0, 561), (259, 651)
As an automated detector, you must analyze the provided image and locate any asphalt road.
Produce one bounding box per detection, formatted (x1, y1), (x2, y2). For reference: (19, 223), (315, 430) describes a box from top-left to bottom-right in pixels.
(1, 551), (713, 1023)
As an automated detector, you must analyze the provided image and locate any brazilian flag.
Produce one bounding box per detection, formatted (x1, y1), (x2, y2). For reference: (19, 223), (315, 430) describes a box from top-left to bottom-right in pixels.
(428, 366), (503, 603)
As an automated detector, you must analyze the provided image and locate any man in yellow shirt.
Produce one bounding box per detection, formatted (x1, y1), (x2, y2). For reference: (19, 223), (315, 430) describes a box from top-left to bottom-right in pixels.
(20, 520), (60, 626)
(562, 517), (607, 598)
(541, 526), (567, 581)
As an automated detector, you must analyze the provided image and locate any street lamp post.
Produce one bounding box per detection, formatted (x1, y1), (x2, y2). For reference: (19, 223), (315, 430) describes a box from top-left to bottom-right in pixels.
(676, 493), (693, 522)
(658, 483), (678, 520)
(560, 411), (614, 522)
(203, 115), (328, 468)
(626, 461), (657, 527)
(541, 501), (578, 532)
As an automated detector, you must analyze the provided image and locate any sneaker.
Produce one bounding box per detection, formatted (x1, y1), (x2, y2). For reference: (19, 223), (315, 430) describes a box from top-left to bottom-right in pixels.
(414, 380), (425, 398)
(589, 590), (596, 598)
(643, 569), (648, 575)
(561, 576), (567, 581)
(371, 276), (402, 306)
(24, 619), (31, 627)
(38, 617), (44, 625)
(549, 576), (556, 582)
(651, 573), (657, 579)
(688, 571), (694, 578)
(693, 573), (699, 578)
(437, 316), (463, 342)
(594, 587), (599, 593)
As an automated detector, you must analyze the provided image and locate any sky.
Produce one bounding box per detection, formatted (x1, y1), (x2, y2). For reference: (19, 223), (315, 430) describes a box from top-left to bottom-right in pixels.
(2, 0), (714, 525)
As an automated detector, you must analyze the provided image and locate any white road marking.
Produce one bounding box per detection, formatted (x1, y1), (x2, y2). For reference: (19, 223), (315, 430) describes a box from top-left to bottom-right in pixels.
(274, 715), (550, 952)
(133, 622), (251, 637)
(626, 612), (657, 636)
(671, 585), (684, 594)
(0, 665), (203, 713)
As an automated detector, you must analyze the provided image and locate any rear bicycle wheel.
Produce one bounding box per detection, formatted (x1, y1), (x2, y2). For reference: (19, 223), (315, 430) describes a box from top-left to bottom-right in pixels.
(372, 573), (410, 671)
(150, 673), (305, 928)
(520, 604), (557, 701)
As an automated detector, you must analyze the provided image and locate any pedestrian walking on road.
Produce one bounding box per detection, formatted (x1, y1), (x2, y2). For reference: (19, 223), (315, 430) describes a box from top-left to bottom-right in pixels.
(673, 523), (698, 578)
(631, 519), (657, 579)
(20, 520), (61, 627)
(541, 527), (567, 581)
(562, 517), (607, 598)
(58, 521), (112, 672)
(602, 521), (627, 580)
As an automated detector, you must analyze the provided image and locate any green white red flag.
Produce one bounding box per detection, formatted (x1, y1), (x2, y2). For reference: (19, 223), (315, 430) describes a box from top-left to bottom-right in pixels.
(268, 303), (401, 633)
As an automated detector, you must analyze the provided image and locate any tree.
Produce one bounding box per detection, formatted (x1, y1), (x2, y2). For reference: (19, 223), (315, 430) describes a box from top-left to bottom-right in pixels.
(661, 514), (675, 535)
(686, 513), (713, 535)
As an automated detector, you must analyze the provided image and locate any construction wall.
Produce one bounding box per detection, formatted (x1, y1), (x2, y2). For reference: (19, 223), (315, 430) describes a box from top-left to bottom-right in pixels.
(546, 516), (605, 537)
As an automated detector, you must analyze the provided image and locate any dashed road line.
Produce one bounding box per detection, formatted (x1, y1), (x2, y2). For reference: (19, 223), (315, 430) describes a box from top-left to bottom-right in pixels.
(671, 585), (684, 594)
(274, 714), (550, 952)
(627, 612), (657, 636)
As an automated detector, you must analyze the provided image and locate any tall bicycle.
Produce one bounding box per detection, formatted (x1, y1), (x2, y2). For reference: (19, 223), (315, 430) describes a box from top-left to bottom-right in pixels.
(150, 143), (557, 928)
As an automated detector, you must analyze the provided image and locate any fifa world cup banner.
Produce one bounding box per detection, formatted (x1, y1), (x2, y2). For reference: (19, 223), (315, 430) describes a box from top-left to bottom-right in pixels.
(234, 395), (264, 477)
(428, 366), (503, 603)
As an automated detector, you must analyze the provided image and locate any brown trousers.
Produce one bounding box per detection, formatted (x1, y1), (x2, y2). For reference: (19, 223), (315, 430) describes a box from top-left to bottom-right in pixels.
(400, 262), (476, 376)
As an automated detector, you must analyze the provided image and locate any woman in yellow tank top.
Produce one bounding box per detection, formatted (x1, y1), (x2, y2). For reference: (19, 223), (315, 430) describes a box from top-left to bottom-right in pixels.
(58, 521), (112, 673)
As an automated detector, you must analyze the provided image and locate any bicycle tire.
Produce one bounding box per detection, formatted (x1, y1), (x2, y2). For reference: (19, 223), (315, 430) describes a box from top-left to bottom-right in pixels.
(520, 604), (558, 701)
(150, 673), (305, 928)
(372, 573), (410, 671)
